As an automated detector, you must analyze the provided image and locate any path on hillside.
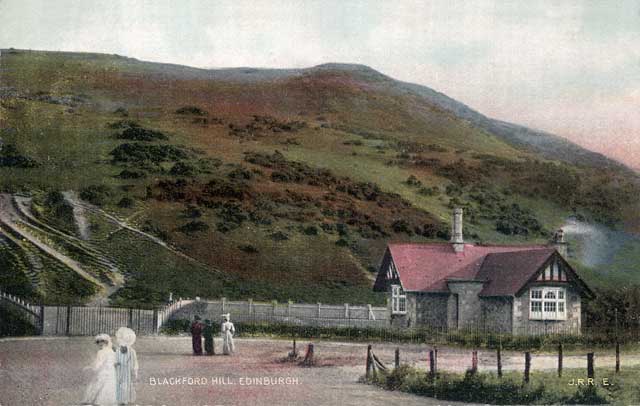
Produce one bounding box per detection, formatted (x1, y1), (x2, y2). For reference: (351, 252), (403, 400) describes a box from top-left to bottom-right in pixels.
(0, 193), (114, 305)
(62, 191), (221, 275)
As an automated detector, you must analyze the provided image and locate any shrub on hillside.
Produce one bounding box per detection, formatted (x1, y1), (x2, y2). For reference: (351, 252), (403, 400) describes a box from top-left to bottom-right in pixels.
(175, 106), (208, 116)
(110, 143), (189, 163)
(0, 144), (38, 168)
(118, 126), (168, 141)
(179, 220), (209, 234)
(79, 185), (112, 206)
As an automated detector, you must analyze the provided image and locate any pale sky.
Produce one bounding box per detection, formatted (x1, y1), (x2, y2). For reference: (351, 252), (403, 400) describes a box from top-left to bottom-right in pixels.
(2, 0), (640, 169)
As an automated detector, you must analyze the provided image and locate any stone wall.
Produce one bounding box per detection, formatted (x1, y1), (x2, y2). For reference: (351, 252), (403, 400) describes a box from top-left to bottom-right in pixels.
(480, 297), (513, 333)
(447, 281), (485, 329)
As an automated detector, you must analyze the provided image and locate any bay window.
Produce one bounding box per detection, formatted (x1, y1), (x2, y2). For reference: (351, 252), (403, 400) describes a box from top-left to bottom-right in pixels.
(391, 284), (406, 314)
(530, 287), (566, 320)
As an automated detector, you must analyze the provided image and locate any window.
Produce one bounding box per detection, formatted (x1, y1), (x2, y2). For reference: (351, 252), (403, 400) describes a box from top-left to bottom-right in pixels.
(530, 287), (566, 320)
(391, 284), (406, 314)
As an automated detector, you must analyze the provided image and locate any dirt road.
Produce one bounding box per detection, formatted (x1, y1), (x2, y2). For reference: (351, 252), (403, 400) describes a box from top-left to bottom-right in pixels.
(0, 337), (464, 406)
(2, 336), (637, 406)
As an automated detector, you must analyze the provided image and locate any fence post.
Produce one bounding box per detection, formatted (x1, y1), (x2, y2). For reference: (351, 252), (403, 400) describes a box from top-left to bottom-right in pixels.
(272, 300), (277, 316)
(287, 300), (292, 318)
(39, 305), (45, 335)
(524, 352), (531, 384)
(248, 299), (253, 317)
(367, 304), (373, 320)
(471, 350), (478, 374)
(317, 302), (321, 318)
(558, 343), (563, 377)
(497, 346), (502, 378)
(65, 306), (72, 336)
(366, 344), (373, 378)
(429, 350), (435, 375)
(345, 303), (349, 319)
(615, 342), (620, 373)
(128, 308), (133, 329)
(587, 353), (594, 379)
(395, 347), (400, 369)
(153, 309), (159, 334)
(222, 297), (226, 313)
(434, 346), (438, 372)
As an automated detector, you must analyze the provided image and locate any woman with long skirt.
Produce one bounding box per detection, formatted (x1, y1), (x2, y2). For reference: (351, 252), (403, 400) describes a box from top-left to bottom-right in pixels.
(115, 327), (139, 406)
(221, 314), (235, 355)
(82, 334), (117, 406)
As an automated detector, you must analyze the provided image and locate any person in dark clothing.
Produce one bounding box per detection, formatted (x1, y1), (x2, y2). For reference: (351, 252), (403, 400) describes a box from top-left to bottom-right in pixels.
(203, 319), (215, 356)
(190, 315), (203, 355)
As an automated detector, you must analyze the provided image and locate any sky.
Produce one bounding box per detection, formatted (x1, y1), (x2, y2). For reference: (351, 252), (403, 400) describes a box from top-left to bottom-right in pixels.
(1, 0), (639, 169)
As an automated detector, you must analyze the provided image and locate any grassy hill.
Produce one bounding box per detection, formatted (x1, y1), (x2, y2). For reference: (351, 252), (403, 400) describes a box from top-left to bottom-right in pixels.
(1, 49), (640, 305)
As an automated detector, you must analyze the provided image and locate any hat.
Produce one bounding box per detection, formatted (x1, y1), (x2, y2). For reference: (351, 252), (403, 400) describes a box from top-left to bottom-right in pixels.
(95, 333), (111, 344)
(222, 313), (230, 321)
(116, 327), (136, 347)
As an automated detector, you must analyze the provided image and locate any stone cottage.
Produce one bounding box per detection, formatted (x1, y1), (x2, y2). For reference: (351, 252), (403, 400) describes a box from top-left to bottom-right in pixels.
(373, 208), (594, 334)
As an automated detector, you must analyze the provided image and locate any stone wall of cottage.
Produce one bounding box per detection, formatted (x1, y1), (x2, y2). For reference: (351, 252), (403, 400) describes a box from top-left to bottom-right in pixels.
(446, 281), (485, 329)
(415, 292), (449, 328)
(480, 297), (513, 333)
(512, 284), (582, 335)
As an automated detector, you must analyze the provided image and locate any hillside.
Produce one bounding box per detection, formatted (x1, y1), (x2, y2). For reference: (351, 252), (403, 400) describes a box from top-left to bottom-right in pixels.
(1, 49), (640, 305)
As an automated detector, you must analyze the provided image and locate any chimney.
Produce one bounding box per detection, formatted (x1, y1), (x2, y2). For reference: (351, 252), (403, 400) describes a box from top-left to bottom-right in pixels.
(551, 228), (568, 257)
(451, 207), (464, 253)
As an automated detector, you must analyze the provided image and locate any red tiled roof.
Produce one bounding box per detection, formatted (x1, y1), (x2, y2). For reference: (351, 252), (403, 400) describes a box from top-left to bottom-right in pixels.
(386, 243), (548, 292)
(476, 248), (556, 296)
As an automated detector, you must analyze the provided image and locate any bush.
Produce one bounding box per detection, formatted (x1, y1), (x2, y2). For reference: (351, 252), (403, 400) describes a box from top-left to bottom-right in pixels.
(169, 162), (197, 177)
(179, 220), (209, 234)
(118, 197), (134, 208)
(79, 185), (112, 206)
(175, 106), (208, 116)
(118, 126), (168, 141)
(110, 143), (189, 163)
(117, 169), (146, 179)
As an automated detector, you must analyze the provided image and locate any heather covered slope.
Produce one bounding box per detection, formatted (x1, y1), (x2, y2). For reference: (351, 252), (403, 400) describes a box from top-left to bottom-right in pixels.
(1, 49), (639, 305)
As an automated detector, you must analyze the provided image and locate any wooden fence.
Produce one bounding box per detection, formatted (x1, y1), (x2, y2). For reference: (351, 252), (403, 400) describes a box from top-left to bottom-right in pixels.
(169, 298), (389, 329)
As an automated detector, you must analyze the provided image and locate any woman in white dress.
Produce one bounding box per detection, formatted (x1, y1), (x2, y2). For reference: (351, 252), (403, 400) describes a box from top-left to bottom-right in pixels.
(115, 327), (139, 406)
(221, 314), (235, 355)
(83, 334), (117, 406)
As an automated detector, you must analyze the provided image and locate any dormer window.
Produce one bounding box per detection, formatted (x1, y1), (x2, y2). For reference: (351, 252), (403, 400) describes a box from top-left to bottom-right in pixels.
(530, 287), (566, 320)
(391, 284), (406, 314)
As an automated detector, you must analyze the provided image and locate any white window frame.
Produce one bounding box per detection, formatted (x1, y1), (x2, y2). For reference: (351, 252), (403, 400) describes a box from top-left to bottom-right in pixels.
(391, 284), (407, 314)
(530, 287), (566, 320)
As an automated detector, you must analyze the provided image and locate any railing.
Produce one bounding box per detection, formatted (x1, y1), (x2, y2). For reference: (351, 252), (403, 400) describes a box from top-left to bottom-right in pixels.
(0, 290), (43, 333)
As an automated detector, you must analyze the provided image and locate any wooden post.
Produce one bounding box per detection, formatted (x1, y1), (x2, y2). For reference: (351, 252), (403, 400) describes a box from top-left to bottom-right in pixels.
(497, 346), (502, 378)
(524, 352), (531, 384)
(128, 308), (133, 329)
(287, 301), (292, 317)
(471, 350), (478, 374)
(317, 302), (321, 318)
(558, 343), (563, 377)
(222, 297), (226, 313)
(587, 353), (594, 379)
(429, 350), (435, 375)
(38, 305), (45, 335)
(434, 346), (438, 372)
(152, 309), (158, 334)
(65, 306), (72, 336)
(366, 344), (372, 378)
(395, 347), (400, 369)
(615, 342), (620, 373)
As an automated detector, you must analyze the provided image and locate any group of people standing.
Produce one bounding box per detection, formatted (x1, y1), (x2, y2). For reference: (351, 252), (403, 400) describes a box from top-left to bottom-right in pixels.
(82, 327), (139, 406)
(190, 313), (235, 355)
